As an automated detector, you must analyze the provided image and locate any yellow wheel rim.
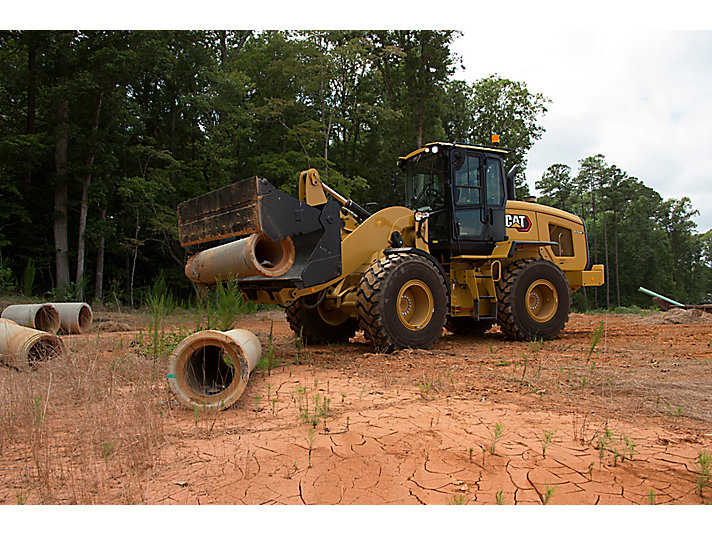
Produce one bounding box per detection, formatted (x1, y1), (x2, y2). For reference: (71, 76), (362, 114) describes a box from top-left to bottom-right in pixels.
(525, 279), (558, 323)
(397, 280), (434, 331)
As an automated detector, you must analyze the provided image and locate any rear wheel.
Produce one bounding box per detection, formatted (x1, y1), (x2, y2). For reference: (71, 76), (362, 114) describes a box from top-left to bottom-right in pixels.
(285, 296), (358, 345)
(445, 316), (494, 336)
(357, 253), (447, 352)
(496, 258), (571, 340)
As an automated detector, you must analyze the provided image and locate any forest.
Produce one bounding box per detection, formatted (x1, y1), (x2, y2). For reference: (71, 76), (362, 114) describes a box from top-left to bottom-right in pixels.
(0, 30), (709, 310)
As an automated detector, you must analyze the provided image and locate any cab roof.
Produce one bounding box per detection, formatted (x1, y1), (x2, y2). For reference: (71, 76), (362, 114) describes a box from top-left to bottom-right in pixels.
(399, 142), (511, 163)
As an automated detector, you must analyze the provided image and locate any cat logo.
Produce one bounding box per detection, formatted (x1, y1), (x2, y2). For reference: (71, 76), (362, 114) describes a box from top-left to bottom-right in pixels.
(506, 213), (532, 232)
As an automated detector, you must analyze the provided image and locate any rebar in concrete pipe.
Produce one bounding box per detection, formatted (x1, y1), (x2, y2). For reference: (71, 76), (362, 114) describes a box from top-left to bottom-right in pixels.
(185, 232), (295, 284)
(167, 328), (262, 411)
(46, 302), (93, 334)
(1, 304), (60, 334)
(0, 319), (66, 369)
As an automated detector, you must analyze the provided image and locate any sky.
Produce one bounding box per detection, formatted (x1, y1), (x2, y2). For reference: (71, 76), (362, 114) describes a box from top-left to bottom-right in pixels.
(451, 30), (712, 233)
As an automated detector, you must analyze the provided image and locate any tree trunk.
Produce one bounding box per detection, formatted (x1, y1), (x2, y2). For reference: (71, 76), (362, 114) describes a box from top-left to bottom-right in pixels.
(591, 180), (598, 309)
(54, 97), (71, 295)
(76, 90), (103, 299)
(613, 207), (621, 308)
(93, 207), (106, 304)
(603, 210), (610, 310)
(23, 38), (37, 192)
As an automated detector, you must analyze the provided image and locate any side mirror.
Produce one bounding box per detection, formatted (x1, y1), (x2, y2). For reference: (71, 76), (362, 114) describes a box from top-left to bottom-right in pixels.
(391, 173), (399, 191)
(451, 148), (466, 171)
(506, 165), (518, 201)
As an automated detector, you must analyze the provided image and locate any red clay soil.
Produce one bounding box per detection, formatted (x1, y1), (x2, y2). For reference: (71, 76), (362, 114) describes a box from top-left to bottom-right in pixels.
(2, 309), (711, 505)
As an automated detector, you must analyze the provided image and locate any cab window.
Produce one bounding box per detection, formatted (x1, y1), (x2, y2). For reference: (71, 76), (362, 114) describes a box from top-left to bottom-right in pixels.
(454, 155), (481, 206)
(485, 158), (504, 206)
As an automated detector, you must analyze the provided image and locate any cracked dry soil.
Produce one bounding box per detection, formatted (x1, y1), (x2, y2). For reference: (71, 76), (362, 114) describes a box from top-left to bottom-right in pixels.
(2, 311), (712, 505)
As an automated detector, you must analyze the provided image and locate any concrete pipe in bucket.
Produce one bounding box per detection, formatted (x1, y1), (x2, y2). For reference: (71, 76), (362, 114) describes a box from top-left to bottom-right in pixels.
(185, 232), (295, 284)
(47, 302), (93, 334)
(167, 329), (262, 411)
(1, 303), (60, 334)
(0, 319), (66, 370)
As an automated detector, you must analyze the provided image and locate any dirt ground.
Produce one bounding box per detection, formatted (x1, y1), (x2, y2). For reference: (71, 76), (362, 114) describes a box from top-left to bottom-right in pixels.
(1, 308), (712, 505)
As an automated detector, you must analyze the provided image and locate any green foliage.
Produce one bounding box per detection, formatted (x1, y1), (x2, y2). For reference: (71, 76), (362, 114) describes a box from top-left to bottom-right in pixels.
(22, 258), (35, 297)
(0, 264), (14, 295)
(489, 422), (503, 454)
(587, 321), (605, 363)
(449, 494), (470, 505)
(215, 277), (253, 331)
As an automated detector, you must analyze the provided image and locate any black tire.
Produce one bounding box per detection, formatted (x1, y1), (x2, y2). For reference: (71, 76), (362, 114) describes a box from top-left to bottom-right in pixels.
(496, 258), (571, 341)
(285, 296), (359, 345)
(357, 253), (448, 352)
(445, 316), (494, 336)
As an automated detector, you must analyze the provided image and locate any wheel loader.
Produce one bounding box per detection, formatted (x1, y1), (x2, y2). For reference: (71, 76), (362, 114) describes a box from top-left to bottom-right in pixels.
(178, 141), (604, 352)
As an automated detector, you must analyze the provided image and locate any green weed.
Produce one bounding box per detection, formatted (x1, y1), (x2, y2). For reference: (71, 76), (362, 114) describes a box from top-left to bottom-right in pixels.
(449, 494), (470, 505)
(306, 428), (316, 468)
(489, 422), (503, 454)
(648, 489), (656, 505)
(541, 430), (553, 458)
(101, 441), (115, 462)
(215, 277), (243, 331)
(587, 320), (605, 363)
(495, 490), (504, 505)
(696, 451), (711, 496)
(541, 484), (555, 505)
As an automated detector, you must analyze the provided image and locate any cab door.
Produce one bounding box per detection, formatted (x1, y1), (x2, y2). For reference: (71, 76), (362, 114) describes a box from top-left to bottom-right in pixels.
(450, 150), (506, 254)
(484, 157), (506, 243)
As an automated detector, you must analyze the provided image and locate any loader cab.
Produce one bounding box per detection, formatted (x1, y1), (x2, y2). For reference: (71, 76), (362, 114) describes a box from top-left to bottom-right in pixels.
(400, 142), (511, 256)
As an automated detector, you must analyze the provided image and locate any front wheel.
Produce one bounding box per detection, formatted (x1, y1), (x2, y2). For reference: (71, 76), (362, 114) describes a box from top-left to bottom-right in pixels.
(285, 296), (359, 345)
(496, 258), (571, 340)
(357, 253), (447, 352)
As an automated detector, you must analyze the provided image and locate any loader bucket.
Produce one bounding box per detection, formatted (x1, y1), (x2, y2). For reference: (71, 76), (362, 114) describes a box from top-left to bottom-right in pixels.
(178, 177), (343, 289)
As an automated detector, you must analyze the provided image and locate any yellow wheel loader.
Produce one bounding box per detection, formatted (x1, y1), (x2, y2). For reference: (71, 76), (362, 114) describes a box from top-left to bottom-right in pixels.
(178, 141), (604, 352)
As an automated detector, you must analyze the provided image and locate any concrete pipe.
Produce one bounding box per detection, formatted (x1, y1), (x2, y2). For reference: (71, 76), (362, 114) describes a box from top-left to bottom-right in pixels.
(185, 232), (295, 284)
(46, 302), (93, 334)
(0, 319), (66, 370)
(167, 328), (262, 411)
(1, 303), (60, 334)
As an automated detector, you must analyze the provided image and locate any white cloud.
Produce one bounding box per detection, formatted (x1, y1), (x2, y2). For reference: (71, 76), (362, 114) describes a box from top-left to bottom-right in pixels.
(452, 30), (712, 232)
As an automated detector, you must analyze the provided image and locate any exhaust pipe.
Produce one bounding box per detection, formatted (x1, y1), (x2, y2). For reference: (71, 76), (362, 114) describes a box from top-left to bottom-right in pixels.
(1, 304), (60, 334)
(185, 232), (295, 284)
(167, 328), (262, 411)
(47, 302), (93, 334)
(0, 319), (66, 370)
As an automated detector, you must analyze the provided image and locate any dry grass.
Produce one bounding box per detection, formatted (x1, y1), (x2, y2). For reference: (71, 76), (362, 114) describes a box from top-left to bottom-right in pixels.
(0, 333), (171, 504)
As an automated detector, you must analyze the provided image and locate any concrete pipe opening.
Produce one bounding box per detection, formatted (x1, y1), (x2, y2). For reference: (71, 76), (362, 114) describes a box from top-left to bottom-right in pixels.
(0, 304), (60, 334)
(34, 305), (61, 333)
(168, 329), (261, 411)
(0, 319), (65, 370)
(184, 345), (236, 396)
(49, 302), (93, 334)
(27, 335), (65, 367)
(252, 233), (295, 277)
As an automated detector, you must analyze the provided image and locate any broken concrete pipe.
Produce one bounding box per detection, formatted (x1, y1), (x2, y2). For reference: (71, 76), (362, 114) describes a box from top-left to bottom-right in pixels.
(47, 302), (93, 334)
(1, 303), (61, 334)
(185, 232), (295, 284)
(167, 328), (262, 411)
(0, 318), (66, 370)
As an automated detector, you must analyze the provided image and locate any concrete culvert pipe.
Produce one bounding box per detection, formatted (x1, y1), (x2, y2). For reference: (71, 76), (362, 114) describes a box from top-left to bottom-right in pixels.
(167, 329), (262, 411)
(1, 304), (60, 334)
(185, 232), (295, 284)
(0, 319), (66, 370)
(46, 302), (93, 334)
